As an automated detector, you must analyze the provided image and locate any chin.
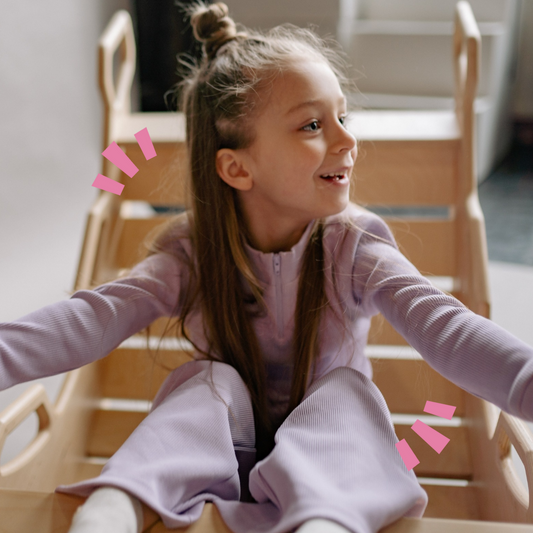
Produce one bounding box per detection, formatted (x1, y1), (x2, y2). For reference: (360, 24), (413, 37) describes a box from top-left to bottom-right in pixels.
(322, 197), (350, 218)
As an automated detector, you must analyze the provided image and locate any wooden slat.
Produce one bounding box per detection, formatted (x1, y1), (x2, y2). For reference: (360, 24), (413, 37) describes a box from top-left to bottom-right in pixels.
(0, 489), (85, 533)
(120, 143), (189, 205)
(421, 484), (479, 520)
(99, 348), (193, 400)
(385, 218), (457, 277)
(349, 110), (460, 142)
(115, 112), (186, 144)
(2, 490), (532, 533)
(114, 210), (456, 283)
(351, 140), (458, 206)
(370, 357), (466, 417)
(75, 460), (105, 482)
(69, 463), (484, 522)
(368, 313), (410, 346)
(87, 411), (146, 457)
(379, 517), (533, 533)
(139, 316), (183, 338)
(114, 216), (173, 268)
(395, 425), (472, 478)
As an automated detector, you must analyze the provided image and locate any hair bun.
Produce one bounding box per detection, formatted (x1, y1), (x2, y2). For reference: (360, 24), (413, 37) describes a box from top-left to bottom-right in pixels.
(190, 2), (243, 59)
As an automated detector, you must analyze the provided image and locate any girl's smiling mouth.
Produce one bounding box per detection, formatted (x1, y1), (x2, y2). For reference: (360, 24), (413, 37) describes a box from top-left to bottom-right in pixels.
(318, 168), (351, 183)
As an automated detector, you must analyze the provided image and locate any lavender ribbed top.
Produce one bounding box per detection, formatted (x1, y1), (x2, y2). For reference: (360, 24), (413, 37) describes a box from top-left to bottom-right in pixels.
(1, 203), (532, 422)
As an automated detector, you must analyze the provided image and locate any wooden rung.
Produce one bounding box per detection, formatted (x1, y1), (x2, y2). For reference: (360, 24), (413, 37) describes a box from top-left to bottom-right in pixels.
(349, 111), (460, 142)
(119, 143), (189, 205)
(1, 490), (530, 533)
(421, 483), (479, 520)
(0, 489), (85, 533)
(115, 216), (174, 268)
(86, 410), (147, 458)
(370, 357), (466, 416)
(385, 218), (457, 277)
(395, 425), (472, 478)
(351, 140), (458, 206)
(75, 460), (105, 483)
(113, 207), (456, 278)
(115, 111), (460, 144)
(368, 314), (410, 346)
(114, 112), (186, 144)
(140, 316), (183, 338)
(98, 347), (193, 400)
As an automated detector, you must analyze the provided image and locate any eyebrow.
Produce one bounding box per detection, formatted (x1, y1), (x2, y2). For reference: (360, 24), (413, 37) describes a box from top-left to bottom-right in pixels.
(286, 97), (347, 115)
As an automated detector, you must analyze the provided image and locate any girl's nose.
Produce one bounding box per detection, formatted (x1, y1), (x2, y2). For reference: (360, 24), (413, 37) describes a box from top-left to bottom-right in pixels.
(332, 120), (357, 155)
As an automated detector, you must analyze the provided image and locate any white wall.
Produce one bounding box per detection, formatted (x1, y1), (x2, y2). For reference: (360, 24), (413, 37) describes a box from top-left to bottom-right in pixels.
(513, 0), (533, 118)
(0, 0), (131, 460)
(0, 0), (131, 322)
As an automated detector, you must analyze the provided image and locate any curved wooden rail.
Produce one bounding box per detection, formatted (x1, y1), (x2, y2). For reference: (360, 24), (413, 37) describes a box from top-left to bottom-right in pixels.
(0, 385), (53, 478)
(98, 10), (136, 159)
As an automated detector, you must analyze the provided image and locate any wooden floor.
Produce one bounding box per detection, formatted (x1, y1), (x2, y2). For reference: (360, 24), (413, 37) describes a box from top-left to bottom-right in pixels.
(2, 490), (533, 533)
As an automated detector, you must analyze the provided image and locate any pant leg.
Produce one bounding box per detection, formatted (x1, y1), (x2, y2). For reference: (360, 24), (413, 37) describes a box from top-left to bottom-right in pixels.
(57, 360), (256, 529)
(215, 367), (428, 533)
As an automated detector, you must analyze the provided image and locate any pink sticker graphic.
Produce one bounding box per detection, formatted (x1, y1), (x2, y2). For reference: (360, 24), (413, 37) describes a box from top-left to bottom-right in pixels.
(102, 142), (139, 178)
(394, 401), (456, 470)
(411, 419), (450, 454)
(92, 174), (125, 196)
(92, 128), (157, 195)
(423, 400), (456, 420)
(134, 127), (157, 160)
(395, 439), (420, 471)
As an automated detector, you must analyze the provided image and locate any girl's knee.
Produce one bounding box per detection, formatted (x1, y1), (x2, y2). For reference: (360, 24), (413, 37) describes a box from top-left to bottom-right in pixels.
(153, 360), (250, 409)
(210, 360), (248, 387)
(304, 366), (391, 416)
(308, 366), (378, 396)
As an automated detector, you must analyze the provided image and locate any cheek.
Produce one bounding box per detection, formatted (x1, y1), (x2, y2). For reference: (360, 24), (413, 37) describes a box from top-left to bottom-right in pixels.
(292, 142), (326, 169)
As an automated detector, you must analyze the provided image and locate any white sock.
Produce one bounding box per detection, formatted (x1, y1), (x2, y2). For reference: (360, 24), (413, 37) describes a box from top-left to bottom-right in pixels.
(69, 487), (143, 533)
(296, 518), (352, 533)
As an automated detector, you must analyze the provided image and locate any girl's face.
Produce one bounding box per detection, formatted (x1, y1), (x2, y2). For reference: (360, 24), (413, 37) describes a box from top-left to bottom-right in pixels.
(223, 58), (357, 248)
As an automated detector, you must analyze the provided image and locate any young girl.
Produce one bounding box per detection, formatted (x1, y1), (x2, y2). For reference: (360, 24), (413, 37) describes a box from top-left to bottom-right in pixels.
(2, 3), (533, 533)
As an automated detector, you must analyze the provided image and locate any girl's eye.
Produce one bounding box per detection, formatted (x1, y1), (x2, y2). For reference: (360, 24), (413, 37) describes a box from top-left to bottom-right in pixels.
(302, 120), (320, 132)
(339, 116), (347, 127)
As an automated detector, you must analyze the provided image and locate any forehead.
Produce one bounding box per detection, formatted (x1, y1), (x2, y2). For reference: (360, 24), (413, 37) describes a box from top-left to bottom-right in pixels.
(266, 59), (345, 111)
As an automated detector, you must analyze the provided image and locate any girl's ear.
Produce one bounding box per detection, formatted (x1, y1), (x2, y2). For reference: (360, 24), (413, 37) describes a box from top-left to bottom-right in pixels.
(216, 148), (253, 191)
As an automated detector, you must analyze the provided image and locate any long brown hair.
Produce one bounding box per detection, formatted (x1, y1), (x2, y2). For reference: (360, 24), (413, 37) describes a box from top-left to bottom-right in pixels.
(149, 2), (352, 456)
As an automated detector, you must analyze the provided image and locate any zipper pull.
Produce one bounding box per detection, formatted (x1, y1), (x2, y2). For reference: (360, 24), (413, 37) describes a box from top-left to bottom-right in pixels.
(274, 254), (281, 275)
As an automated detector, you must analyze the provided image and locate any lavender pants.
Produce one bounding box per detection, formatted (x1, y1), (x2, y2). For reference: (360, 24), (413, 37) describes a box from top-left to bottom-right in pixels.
(58, 361), (428, 533)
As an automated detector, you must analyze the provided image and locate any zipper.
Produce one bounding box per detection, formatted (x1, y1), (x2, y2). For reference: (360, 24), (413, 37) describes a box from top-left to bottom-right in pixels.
(273, 253), (283, 338)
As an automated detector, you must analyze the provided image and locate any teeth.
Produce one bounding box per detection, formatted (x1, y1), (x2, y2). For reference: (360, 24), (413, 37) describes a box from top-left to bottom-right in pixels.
(321, 173), (345, 180)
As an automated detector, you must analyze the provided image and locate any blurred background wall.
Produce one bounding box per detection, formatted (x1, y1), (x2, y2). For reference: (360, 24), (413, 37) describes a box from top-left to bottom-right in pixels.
(513, 0), (533, 119)
(1, 0), (129, 322)
(0, 0), (131, 456)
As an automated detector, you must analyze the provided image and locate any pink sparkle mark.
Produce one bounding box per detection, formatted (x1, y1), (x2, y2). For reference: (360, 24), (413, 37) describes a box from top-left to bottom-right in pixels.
(92, 174), (124, 196)
(102, 142), (139, 178)
(424, 400), (456, 420)
(411, 420), (450, 454)
(134, 127), (157, 160)
(395, 439), (420, 471)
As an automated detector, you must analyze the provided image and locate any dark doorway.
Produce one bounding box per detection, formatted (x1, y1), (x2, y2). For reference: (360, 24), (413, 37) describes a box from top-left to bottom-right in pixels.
(132, 0), (209, 111)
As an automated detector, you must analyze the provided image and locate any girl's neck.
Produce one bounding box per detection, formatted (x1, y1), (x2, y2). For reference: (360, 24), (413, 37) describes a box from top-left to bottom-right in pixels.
(244, 216), (311, 253)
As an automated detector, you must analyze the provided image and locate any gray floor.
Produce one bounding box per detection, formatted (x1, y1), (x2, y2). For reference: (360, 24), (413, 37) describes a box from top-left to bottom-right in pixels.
(479, 138), (533, 267)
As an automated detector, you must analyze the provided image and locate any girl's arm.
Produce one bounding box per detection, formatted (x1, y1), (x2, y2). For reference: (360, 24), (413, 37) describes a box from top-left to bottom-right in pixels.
(352, 221), (533, 422)
(0, 252), (182, 391)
